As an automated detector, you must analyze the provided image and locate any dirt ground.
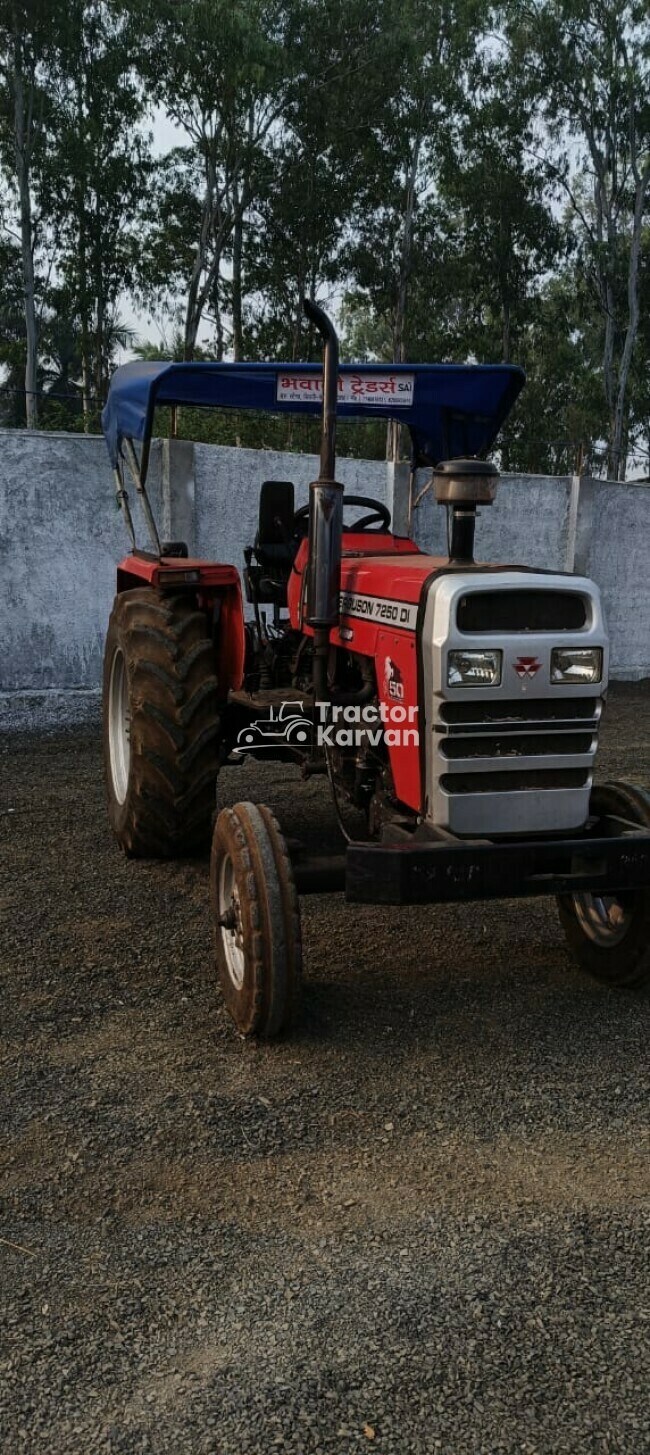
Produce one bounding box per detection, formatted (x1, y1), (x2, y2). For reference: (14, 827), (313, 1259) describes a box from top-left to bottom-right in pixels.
(1, 684), (649, 1454)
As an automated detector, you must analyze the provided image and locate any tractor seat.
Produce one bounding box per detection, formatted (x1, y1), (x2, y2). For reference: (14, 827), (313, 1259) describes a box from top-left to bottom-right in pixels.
(251, 479), (296, 604)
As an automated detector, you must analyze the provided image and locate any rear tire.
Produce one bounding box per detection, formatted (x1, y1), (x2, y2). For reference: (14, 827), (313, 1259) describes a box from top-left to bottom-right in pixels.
(557, 782), (650, 988)
(102, 588), (220, 857)
(210, 802), (302, 1037)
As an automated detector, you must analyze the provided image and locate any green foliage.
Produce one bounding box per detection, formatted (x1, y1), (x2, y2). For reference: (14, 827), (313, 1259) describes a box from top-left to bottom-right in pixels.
(0, 0), (649, 475)
(152, 407), (386, 459)
(45, 1), (150, 416)
(503, 0), (650, 476)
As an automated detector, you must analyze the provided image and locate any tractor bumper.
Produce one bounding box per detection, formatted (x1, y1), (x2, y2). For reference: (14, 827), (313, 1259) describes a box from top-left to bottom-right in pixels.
(345, 832), (650, 906)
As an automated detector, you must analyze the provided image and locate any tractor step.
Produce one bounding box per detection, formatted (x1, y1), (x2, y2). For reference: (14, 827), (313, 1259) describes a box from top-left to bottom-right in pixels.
(229, 687), (314, 711)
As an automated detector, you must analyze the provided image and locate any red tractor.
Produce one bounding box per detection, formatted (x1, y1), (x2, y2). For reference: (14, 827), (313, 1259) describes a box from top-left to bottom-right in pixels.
(101, 300), (650, 1037)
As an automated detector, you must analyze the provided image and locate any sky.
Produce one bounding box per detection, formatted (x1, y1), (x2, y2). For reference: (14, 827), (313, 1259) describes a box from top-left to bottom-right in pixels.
(151, 106), (184, 157)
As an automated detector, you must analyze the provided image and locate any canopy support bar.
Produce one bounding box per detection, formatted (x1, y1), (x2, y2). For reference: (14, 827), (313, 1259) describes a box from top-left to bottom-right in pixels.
(113, 466), (136, 552)
(411, 469), (435, 515)
(123, 438), (162, 556)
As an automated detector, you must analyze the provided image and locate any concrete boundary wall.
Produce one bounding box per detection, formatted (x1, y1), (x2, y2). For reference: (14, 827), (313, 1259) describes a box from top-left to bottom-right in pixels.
(390, 463), (649, 680)
(0, 429), (648, 728)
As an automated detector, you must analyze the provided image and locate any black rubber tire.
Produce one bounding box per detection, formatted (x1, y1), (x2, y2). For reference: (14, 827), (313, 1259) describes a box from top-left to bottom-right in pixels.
(210, 801), (302, 1037)
(557, 782), (650, 988)
(102, 588), (220, 857)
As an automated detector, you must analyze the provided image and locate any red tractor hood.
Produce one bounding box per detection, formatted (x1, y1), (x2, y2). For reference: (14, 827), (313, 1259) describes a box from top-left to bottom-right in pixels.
(288, 533), (447, 643)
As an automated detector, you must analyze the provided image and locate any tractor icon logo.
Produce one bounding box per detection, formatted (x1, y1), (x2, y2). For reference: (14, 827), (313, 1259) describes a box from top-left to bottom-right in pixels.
(514, 655), (542, 679)
(235, 701), (313, 752)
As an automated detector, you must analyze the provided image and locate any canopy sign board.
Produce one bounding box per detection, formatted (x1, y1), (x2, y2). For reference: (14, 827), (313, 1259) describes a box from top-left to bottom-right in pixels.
(276, 371), (416, 407)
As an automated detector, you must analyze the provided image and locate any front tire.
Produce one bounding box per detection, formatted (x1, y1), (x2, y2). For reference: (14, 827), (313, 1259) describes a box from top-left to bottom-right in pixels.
(210, 802), (302, 1037)
(557, 782), (650, 988)
(102, 588), (220, 857)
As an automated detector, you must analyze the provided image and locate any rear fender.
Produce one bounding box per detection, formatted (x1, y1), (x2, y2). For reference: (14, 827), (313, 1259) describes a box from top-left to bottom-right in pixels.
(115, 553), (245, 694)
(213, 580), (245, 693)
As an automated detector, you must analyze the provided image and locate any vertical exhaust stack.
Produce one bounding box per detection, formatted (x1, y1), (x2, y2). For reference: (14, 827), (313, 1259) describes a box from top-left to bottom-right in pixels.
(432, 458), (499, 564)
(303, 298), (344, 707)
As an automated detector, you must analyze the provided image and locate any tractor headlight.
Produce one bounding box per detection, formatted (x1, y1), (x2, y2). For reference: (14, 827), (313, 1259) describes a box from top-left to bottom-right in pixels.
(551, 647), (603, 685)
(447, 649), (502, 687)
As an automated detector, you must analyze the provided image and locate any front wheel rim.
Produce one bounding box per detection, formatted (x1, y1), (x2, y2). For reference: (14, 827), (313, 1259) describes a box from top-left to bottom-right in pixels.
(108, 647), (130, 805)
(572, 892), (632, 947)
(218, 854), (246, 990)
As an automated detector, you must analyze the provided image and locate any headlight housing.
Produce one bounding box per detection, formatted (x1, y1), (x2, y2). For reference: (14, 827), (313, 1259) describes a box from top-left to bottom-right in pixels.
(550, 647), (603, 685)
(448, 649), (502, 687)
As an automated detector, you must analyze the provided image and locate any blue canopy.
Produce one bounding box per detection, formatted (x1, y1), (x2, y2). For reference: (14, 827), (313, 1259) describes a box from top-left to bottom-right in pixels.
(102, 358), (525, 476)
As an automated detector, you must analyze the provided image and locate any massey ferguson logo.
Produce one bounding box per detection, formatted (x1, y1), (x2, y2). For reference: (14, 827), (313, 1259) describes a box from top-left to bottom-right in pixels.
(514, 655), (542, 679)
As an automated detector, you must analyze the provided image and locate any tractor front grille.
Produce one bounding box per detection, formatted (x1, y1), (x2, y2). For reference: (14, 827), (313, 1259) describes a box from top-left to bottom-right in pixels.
(456, 589), (588, 633)
(441, 730), (594, 760)
(440, 767), (590, 793)
(421, 569), (608, 836)
(434, 696), (601, 830)
(439, 697), (598, 726)
(436, 697), (600, 795)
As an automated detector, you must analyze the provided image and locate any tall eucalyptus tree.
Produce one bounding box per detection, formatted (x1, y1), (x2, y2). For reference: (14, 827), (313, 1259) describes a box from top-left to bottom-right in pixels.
(508, 0), (650, 478)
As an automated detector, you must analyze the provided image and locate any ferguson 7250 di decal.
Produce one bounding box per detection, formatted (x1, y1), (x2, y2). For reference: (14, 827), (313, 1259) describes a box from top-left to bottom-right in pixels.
(339, 591), (417, 630)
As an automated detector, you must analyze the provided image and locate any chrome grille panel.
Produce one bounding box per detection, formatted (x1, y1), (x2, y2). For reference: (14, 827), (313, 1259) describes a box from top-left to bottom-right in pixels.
(437, 696), (600, 772)
(440, 768), (591, 793)
(439, 697), (599, 725)
(420, 570), (609, 836)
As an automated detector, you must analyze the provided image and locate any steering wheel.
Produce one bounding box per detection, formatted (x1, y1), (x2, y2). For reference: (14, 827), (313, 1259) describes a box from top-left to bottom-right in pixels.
(293, 493), (391, 534)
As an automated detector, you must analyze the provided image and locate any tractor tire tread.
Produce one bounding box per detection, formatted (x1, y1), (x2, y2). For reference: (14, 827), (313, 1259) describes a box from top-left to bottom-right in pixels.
(557, 780), (650, 988)
(210, 802), (302, 1037)
(103, 587), (220, 857)
(258, 805), (303, 1031)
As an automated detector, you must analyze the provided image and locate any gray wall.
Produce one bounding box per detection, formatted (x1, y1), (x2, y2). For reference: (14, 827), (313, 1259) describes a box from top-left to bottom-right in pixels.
(193, 442), (386, 576)
(573, 478), (650, 680)
(0, 431), (163, 727)
(402, 466), (649, 680)
(407, 468), (577, 569)
(0, 428), (648, 727)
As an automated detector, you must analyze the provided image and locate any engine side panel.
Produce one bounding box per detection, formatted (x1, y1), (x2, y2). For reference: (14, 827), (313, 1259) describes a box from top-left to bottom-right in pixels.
(287, 535), (441, 812)
(374, 628), (420, 809)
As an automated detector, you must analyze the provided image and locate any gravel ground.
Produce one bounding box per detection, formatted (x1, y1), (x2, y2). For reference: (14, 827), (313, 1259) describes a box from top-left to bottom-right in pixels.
(1, 684), (649, 1455)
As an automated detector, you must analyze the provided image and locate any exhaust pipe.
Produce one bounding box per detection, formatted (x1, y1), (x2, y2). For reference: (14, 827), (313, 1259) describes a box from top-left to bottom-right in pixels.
(303, 298), (344, 706)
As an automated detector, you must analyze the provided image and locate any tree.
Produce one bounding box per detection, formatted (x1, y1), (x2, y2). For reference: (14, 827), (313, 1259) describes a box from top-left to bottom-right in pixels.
(43, 0), (150, 427)
(241, 0), (384, 363)
(498, 268), (606, 474)
(509, 0), (650, 478)
(0, 231), (29, 424)
(434, 63), (563, 368)
(136, 0), (289, 360)
(341, 0), (489, 455)
(625, 232), (650, 476)
(0, 0), (54, 426)
(345, 0), (490, 361)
